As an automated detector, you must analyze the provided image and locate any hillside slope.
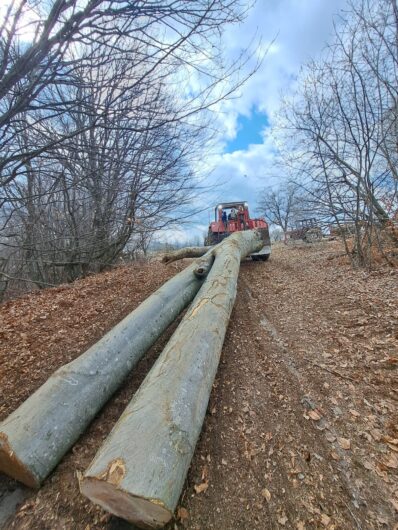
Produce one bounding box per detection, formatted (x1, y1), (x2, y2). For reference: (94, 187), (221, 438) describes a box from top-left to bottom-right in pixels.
(1, 243), (397, 529)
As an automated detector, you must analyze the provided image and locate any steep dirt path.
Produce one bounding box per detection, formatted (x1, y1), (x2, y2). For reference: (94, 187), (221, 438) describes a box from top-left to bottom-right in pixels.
(1, 243), (397, 529)
(178, 243), (398, 530)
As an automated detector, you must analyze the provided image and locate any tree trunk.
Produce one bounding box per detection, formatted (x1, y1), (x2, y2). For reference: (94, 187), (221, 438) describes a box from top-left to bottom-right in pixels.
(0, 255), (214, 488)
(162, 246), (212, 263)
(80, 230), (264, 528)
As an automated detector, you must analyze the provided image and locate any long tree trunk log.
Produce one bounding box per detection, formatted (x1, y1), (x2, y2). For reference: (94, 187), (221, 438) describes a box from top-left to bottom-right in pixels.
(80, 229), (263, 529)
(162, 246), (211, 264)
(0, 255), (214, 488)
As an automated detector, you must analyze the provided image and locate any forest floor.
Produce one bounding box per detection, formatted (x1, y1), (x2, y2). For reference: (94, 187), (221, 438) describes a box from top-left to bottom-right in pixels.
(0, 241), (397, 530)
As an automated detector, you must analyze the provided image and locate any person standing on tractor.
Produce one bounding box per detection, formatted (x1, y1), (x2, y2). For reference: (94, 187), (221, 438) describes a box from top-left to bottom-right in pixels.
(221, 209), (228, 230)
(238, 205), (245, 230)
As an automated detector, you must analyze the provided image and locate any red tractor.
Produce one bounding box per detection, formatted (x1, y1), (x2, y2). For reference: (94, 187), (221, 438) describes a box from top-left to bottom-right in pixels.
(205, 201), (271, 261)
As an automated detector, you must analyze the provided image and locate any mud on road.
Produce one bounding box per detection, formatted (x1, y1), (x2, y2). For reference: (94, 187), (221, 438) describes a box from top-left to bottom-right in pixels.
(1, 242), (397, 529)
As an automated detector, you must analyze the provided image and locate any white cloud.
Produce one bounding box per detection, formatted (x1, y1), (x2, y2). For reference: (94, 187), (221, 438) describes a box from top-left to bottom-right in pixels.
(163, 0), (349, 240)
(203, 1), (348, 203)
(219, 0), (347, 120)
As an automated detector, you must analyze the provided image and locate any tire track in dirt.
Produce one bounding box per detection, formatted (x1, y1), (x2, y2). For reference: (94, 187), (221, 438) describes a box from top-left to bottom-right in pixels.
(180, 245), (397, 530)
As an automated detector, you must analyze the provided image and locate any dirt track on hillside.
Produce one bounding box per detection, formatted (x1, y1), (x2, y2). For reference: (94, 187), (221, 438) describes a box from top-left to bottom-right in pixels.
(1, 243), (397, 529)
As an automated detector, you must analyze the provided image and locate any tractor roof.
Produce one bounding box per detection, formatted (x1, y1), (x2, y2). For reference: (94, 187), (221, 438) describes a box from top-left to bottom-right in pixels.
(217, 201), (247, 209)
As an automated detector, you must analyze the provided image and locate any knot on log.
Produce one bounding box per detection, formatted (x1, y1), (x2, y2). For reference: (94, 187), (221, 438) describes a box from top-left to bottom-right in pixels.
(169, 424), (192, 455)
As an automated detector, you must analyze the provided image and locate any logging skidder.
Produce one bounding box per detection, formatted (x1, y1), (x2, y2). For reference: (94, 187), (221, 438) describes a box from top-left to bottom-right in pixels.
(0, 254), (214, 488)
(206, 201), (271, 261)
(162, 201), (271, 264)
(80, 229), (265, 529)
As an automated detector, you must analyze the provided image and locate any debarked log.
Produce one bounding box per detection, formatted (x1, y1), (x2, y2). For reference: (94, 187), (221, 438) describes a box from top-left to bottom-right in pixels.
(80, 229), (264, 529)
(162, 246), (212, 264)
(0, 254), (214, 488)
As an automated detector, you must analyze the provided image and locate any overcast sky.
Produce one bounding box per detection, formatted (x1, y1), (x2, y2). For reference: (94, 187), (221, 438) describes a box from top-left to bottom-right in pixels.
(165, 0), (348, 243)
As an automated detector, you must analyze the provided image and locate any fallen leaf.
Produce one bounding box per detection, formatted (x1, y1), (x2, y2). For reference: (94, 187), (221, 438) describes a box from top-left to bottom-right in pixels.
(349, 409), (360, 417)
(330, 451), (340, 461)
(382, 435), (398, 446)
(326, 433), (336, 443)
(261, 488), (271, 502)
(377, 515), (389, 525)
(390, 498), (398, 512)
(321, 513), (331, 526)
(194, 481), (209, 494)
(370, 429), (382, 442)
(385, 356), (398, 366)
(308, 409), (322, 421)
(384, 453), (398, 469)
(297, 522), (306, 530)
(177, 507), (189, 521)
(338, 437), (351, 450)
(277, 514), (288, 526)
(375, 464), (389, 482)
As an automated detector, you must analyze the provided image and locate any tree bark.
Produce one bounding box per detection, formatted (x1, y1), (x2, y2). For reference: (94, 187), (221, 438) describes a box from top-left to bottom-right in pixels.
(162, 246), (212, 263)
(0, 255), (214, 488)
(80, 230), (264, 528)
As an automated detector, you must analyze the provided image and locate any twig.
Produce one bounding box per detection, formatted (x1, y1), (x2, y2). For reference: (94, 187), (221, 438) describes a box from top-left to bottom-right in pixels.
(0, 271), (56, 287)
(302, 357), (356, 382)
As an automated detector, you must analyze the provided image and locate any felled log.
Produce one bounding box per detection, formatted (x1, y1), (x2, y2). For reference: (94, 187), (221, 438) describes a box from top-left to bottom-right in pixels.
(162, 246), (211, 264)
(0, 255), (214, 488)
(80, 229), (263, 529)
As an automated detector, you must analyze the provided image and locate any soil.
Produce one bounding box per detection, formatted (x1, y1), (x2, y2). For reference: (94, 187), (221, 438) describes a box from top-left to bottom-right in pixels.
(0, 242), (397, 530)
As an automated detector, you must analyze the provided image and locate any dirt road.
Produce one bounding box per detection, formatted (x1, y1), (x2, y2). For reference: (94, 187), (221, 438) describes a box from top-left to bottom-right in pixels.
(1, 243), (397, 529)
(181, 244), (397, 530)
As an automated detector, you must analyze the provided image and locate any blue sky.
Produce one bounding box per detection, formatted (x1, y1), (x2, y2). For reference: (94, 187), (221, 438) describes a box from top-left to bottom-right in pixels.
(224, 111), (269, 154)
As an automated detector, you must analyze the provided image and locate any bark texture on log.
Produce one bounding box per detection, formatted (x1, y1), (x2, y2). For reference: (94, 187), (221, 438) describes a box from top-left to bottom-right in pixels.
(0, 255), (214, 488)
(80, 230), (263, 528)
(162, 246), (211, 264)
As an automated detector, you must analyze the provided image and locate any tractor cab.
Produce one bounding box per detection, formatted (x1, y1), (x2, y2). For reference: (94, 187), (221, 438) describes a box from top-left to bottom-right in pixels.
(205, 201), (271, 261)
(296, 218), (318, 229)
(215, 201), (250, 231)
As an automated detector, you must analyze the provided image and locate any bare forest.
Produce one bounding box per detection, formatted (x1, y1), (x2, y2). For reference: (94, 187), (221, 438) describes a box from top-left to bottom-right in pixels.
(260, 0), (398, 267)
(0, 0), (256, 299)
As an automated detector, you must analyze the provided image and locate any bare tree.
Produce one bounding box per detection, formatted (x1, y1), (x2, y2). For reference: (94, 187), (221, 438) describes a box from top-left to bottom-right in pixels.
(0, 0), (261, 295)
(3, 65), (208, 284)
(0, 1), (255, 190)
(258, 183), (300, 238)
(275, 0), (398, 266)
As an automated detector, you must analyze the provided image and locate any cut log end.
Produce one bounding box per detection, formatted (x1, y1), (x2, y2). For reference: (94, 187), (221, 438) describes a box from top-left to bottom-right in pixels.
(80, 477), (173, 529)
(0, 434), (39, 488)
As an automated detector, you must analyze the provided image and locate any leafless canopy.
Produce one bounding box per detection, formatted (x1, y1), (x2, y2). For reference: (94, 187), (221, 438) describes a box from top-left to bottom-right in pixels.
(0, 0), (257, 296)
(273, 0), (398, 266)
